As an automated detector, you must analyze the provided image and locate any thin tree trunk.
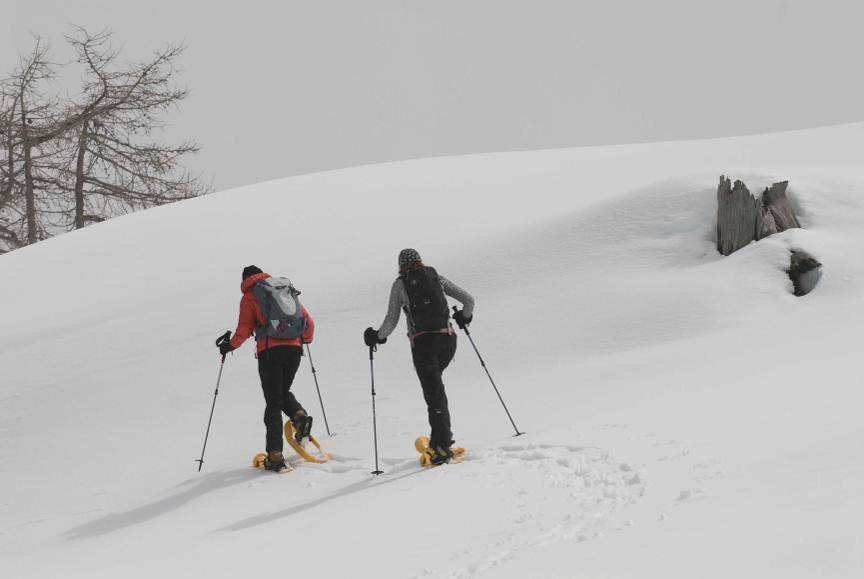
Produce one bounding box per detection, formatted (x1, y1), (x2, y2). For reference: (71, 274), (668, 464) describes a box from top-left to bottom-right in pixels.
(23, 146), (36, 243)
(23, 140), (37, 244)
(3, 138), (13, 201)
(73, 122), (88, 229)
(20, 106), (37, 244)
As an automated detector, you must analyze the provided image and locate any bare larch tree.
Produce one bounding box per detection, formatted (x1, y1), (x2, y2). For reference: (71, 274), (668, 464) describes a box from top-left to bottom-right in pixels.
(1, 37), (68, 248)
(64, 28), (203, 229)
(0, 29), (204, 253)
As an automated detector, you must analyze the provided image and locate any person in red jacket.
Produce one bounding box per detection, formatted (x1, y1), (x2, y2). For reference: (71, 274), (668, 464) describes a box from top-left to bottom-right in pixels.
(219, 265), (315, 473)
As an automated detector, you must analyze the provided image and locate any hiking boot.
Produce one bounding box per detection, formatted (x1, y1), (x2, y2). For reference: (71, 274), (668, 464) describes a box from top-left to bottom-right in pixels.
(292, 413), (313, 444)
(429, 446), (454, 466)
(264, 451), (290, 474)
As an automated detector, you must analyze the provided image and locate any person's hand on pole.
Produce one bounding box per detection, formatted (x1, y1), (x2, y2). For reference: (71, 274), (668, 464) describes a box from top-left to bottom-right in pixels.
(216, 330), (234, 357)
(364, 327), (386, 347)
(452, 308), (472, 330)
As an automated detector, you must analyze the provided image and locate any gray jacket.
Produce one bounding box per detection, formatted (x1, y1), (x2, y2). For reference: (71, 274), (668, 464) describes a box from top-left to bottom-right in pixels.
(377, 273), (475, 339)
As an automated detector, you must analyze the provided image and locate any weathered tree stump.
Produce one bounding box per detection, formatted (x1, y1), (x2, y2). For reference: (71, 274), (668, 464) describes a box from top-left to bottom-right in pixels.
(715, 176), (821, 296)
(757, 181), (800, 239)
(716, 176), (803, 255)
(716, 176), (758, 256)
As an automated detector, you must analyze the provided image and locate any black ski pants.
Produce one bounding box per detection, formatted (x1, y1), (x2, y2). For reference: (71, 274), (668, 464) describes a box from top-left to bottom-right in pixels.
(258, 345), (305, 452)
(411, 332), (457, 449)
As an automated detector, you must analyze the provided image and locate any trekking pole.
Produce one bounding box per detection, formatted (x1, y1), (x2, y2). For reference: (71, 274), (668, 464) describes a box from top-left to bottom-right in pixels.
(369, 344), (384, 475)
(453, 307), (524, 437)
(303, 341), (331, 436)
(196, 331), (231, 471)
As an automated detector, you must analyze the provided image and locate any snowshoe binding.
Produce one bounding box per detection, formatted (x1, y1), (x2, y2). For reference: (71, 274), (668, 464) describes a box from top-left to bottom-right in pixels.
(252, 451), (293, 474)
(430, 446), (454, 466)
(284, 420), (331, 464)
(292, 413), (313, 445)
(415, 436), (466, 467)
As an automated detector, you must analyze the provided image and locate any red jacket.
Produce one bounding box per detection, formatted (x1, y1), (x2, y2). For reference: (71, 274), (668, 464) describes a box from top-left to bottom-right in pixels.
(229, 272), (315, 354)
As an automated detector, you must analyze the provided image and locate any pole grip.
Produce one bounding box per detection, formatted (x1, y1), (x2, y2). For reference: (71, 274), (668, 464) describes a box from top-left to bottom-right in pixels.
(452, 305), (470, 334)
(215, 330), (232, 347)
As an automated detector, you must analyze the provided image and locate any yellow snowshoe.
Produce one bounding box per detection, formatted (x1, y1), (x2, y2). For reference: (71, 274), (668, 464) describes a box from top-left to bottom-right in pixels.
(252, 451), (293, 474)
(414, 436), (466, 467)
(284, 422), (332, 464)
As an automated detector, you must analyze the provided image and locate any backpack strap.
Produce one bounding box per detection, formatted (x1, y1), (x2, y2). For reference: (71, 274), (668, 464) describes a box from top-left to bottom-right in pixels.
(251, 280), (270, 341)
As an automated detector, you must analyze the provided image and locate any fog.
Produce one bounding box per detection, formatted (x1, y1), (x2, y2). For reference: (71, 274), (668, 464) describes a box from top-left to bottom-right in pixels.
(4, 0), (863, 190)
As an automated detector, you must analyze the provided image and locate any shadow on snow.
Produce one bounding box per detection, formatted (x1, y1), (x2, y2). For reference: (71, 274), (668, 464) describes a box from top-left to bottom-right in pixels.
(218, 467), (423, 532)
(63, 467), (259, 540)
(63, 460), (423, 540)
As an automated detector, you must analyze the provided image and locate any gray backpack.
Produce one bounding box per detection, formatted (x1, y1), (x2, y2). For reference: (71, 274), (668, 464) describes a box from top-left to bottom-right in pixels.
(251, 277), (307, 341)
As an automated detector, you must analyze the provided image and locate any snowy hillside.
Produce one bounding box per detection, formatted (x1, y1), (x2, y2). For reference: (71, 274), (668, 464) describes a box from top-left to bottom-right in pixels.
(2, 124), (863, 578)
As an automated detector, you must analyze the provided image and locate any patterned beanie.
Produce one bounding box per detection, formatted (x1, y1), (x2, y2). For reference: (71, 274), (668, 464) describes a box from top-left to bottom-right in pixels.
(398, 248), (422, 272)
(242, 265), (263, 280)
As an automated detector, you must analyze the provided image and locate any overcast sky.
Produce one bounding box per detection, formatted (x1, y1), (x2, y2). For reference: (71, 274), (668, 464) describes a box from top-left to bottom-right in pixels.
(4, 1), (863, 191)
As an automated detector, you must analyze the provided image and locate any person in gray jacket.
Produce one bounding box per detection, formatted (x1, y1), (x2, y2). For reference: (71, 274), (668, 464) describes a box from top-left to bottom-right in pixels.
(364, 248), (475, 464)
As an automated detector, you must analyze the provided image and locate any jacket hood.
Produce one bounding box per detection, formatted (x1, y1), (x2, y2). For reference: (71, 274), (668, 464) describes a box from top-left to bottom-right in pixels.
(241, 272), (270, 294)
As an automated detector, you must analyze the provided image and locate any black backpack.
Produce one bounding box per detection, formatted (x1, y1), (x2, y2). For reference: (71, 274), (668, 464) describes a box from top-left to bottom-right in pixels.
(401, 266), (449, 332)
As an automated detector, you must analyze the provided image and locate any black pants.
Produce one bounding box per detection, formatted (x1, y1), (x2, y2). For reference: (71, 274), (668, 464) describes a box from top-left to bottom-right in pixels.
(411, 332), (457, 449)
(258, 345), (305, 452)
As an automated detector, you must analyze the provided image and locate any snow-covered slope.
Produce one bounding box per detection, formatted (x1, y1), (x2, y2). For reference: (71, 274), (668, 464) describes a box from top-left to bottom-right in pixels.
(2, 124), (864, 578)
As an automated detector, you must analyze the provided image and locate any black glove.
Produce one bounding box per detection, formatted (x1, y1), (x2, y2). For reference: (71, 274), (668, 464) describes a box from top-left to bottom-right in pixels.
(452, 309), (472, 329)
(216, 330), (234, 356)
(364, 327), (387, 347)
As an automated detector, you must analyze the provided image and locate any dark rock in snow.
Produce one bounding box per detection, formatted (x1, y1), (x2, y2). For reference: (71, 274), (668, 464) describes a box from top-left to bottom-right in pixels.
(789, 250), (822, 296)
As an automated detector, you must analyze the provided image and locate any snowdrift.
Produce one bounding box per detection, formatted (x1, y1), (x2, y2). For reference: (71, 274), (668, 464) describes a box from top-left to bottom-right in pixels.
(2, 124), (864, 578)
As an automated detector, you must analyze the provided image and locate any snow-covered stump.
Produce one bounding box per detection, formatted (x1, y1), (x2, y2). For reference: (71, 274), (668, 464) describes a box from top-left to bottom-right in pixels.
(716, 175), (804, 254)
(715, 175), (821, 295)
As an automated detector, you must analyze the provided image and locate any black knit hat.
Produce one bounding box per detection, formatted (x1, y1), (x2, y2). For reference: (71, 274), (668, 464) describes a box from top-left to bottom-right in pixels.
(398, 248), (422, 272)
(242, 265), (263, 280)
